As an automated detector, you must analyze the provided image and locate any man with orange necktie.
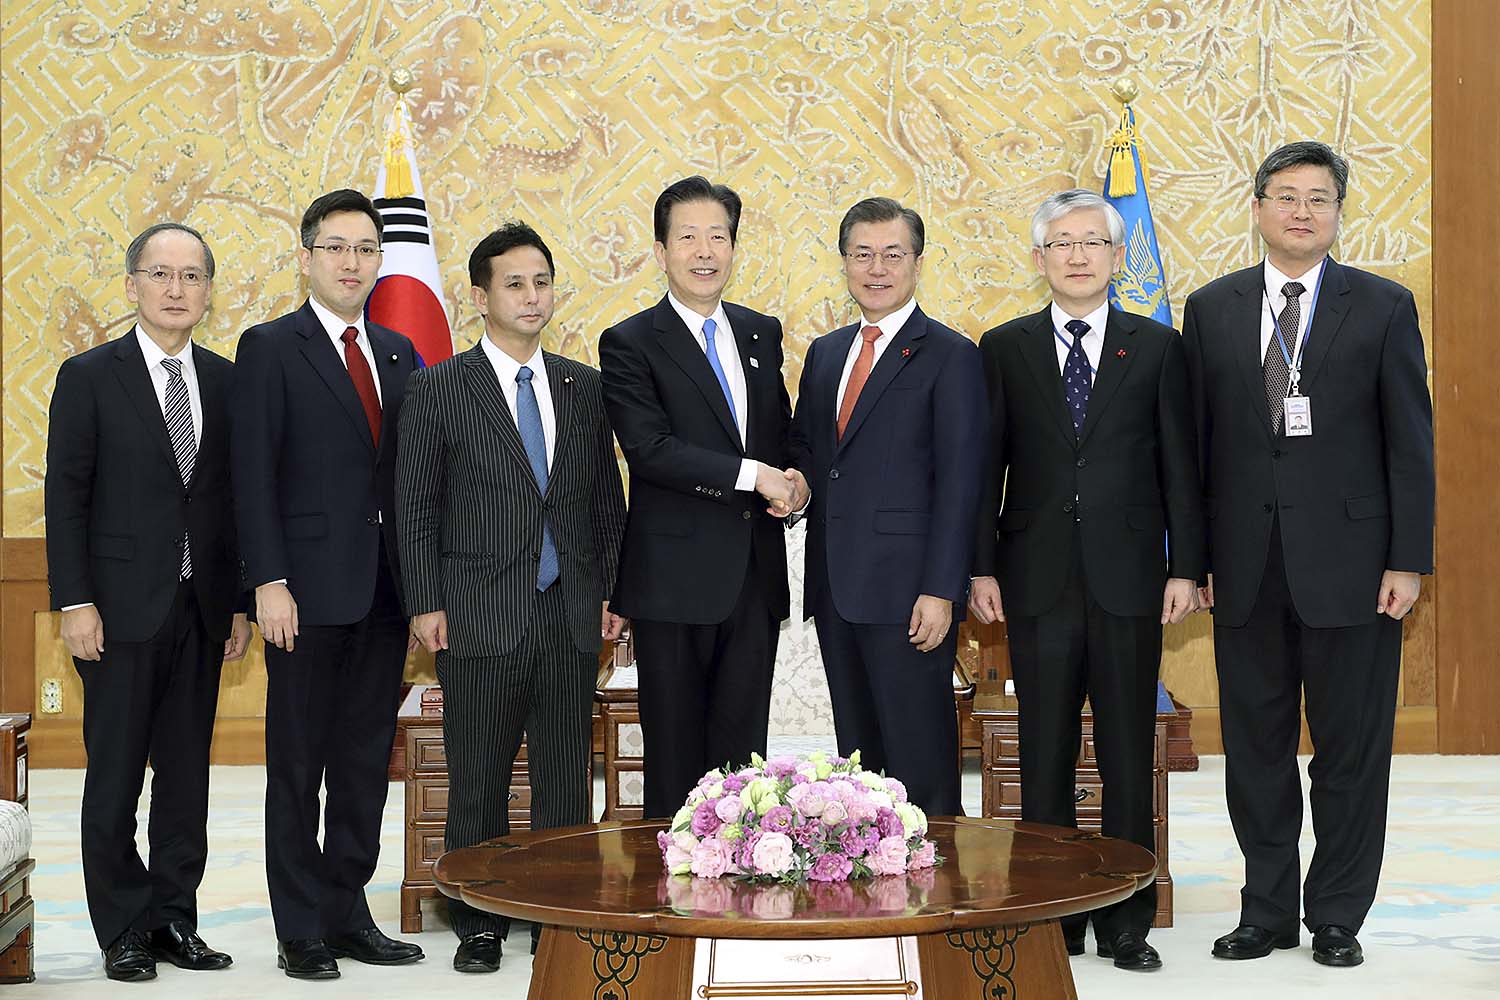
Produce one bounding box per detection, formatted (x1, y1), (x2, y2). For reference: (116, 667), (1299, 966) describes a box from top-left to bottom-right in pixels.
(788, 197), (987, 815)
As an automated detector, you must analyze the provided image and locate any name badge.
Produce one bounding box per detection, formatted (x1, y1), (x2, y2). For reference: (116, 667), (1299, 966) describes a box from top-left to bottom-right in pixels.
(1284, 395), (1312, 437)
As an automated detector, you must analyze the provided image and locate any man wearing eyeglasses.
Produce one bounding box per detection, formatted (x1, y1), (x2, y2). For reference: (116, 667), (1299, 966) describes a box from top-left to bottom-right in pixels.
(787, 197), (986, 817)
(232, 189), (424, 978)
(45, 223), (251, 980)
(1182, 142), (1433, 969)
(969, 189), (1204, 972)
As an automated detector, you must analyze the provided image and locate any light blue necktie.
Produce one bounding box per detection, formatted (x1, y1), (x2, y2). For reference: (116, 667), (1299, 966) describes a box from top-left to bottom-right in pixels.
(701, 318), (739, 432)
(515, 366), (559, 591)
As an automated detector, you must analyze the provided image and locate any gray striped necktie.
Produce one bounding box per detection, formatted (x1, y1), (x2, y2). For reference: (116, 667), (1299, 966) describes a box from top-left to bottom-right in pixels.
(1264, 281), (1304, 433)
(161, 356), (196, 579)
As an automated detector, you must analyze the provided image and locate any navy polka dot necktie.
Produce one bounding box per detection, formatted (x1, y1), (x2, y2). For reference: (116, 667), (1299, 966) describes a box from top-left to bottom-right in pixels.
(1062, 319), (1092, 434)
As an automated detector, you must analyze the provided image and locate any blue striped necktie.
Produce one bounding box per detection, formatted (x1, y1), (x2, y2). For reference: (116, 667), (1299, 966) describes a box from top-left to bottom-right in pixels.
(161, 356), (195, 579)
(515, 366), (559, 591)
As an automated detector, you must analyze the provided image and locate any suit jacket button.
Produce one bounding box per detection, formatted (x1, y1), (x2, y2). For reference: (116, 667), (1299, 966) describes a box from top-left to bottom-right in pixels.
(183, 494), (192, 504)
(829, 469), (840, 480)
(1262, 503), (1274, 513)
(1076, 458), (1087, 468)
(1063, 502), (1074, 513)
(742, 510), (752, 520)
(366, 516), (377, 525)
(1272, 449), (1283, 459)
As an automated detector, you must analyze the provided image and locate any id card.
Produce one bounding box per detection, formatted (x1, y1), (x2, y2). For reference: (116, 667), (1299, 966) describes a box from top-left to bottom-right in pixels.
(1283, 395), (1313, 437)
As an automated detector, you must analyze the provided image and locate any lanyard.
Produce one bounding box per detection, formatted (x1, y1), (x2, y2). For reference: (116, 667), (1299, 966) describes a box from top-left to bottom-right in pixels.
(1053, 326), (1097, 376)
(1262, 258), (1327, 388)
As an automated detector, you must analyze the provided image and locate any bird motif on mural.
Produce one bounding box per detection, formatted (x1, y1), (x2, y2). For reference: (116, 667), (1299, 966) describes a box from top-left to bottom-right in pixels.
(885, 34), (975, 210)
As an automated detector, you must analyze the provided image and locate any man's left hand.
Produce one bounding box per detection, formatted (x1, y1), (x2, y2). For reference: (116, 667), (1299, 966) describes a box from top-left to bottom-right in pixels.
(601, 601), (627, 642)
(1161, 578), (1199, 625)
(1376, 570), (1421, 619)
(908, 594), (953, 653)
(223, 613), (252, 661)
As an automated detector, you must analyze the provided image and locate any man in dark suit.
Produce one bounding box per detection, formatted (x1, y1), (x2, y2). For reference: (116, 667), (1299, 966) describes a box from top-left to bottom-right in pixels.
(232, 189), (424, 978)
(788, 197), (986, 817)
(397, 222), (627, 973)
(599, 176), (805, 819)
(46, 223), (250, 981)
(969, 190), (1204, 971)
(1183, 142), (1434, 968)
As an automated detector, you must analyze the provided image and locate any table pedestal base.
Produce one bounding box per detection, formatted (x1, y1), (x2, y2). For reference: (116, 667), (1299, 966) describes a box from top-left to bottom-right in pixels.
(529, 920), (1075, 1000)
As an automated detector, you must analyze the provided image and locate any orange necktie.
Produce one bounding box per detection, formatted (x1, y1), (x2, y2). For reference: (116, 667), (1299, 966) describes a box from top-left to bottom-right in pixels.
(836, 325), (883, 440)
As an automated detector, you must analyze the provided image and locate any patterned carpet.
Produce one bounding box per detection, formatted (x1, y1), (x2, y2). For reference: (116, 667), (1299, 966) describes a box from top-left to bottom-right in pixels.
(22, 755), (1500, 997)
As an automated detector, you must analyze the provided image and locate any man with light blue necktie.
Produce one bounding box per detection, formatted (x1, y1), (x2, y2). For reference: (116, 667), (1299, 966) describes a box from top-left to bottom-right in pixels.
(599, 176), (807, 819)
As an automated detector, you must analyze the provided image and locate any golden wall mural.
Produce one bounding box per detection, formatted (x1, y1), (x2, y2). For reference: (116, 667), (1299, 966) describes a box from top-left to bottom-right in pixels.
(2, 0), (1431, 538)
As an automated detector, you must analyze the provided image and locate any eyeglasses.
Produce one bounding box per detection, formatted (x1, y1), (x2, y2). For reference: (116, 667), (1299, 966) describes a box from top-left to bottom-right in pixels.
(310, 242), (383, 259)
(1041, 239), (1113, 256)
(844, 249), (915, 267)
(131, 266), (209, 287)
(1260, 193), (1341, 215)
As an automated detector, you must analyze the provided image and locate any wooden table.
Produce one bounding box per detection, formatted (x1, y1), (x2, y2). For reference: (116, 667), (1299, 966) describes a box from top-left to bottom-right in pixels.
(434, 817), (1155, 999)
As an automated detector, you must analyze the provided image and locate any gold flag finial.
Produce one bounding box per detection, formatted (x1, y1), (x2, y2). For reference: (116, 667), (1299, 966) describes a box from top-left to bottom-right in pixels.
(1110, 77), (1139, 106)
(383, 68), (416, 198)
(389, 67), (414, 95)
(1106, 78), (1141, 197)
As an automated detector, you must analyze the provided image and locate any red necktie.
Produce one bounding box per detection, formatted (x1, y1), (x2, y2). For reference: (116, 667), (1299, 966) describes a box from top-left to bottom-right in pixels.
(836, 325), (883, 440)
(341, 326), (381, 445)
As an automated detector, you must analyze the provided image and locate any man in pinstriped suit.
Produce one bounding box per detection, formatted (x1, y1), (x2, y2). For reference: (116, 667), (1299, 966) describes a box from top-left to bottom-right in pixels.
(395, 222), (627, 974)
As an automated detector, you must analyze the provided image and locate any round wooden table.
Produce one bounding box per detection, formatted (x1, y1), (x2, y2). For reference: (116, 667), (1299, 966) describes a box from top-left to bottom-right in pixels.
(434, 816), (1155, 999)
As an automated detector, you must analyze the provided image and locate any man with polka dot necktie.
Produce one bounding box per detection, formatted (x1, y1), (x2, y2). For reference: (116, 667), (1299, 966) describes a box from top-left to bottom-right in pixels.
(971, 189), (1205, 973)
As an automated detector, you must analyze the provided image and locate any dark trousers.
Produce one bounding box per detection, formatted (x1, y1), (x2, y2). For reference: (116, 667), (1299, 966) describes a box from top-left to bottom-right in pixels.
(263, 544), (408, 941)
(1215, 519), (1402, 934)
(1006, 532), (1161, 940)
(632, 559), (778, 819)
(75, 581), (224, 949)
(436, 584), (594, 939)
(811, 589), (962, 816)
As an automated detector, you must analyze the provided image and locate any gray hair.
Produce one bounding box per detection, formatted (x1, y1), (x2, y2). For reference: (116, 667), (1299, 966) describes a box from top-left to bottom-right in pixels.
(1030, 190), (1126, 248)
(837, 197), (925, 256)
(1254, 141), (1348, 201)
(124, 222), (215, 280)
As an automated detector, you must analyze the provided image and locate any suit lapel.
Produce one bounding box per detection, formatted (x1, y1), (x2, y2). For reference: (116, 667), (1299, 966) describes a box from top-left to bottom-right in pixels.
(295, 302), (376, 453)
(542, 352), (577, 483)
(836, 305), (927, 451)
(461, 344), (536, 492)
(821, 323), (858, 454)
(189, 343), (224, 493)
(111, 331), (179, 472)
(1016, 307), (1076, 446)
(368, 324), (406, 456)
(1077, 309), (1138, 446)
(1294, 258), (1351, 394)
(1230, 266), (1273, 440)
(652, 297), (742, 453)
(725, 303), (759, 458)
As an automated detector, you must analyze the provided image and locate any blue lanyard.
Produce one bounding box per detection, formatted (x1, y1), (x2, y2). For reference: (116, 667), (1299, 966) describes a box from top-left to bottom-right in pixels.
(1053, 326), (1097, 376)
(1262, 258), (1327, 379)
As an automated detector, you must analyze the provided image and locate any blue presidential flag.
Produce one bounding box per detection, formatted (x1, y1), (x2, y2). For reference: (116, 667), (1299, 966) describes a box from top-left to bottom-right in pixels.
(1103, 104), (1172, 326)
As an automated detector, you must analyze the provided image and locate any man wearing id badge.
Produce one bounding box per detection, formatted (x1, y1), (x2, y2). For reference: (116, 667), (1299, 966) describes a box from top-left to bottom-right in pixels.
(1182, 142), (1434, 969)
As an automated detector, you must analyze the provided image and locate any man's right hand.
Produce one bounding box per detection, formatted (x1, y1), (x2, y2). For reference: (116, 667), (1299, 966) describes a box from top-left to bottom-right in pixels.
(256, 582), (299, 652)
(755, 462), (794, 515)
(1197, 573), (1215, 611)
(411, 610), (449, 653)
(968, 576), (1005, 624)
(61, 605), (105, 661)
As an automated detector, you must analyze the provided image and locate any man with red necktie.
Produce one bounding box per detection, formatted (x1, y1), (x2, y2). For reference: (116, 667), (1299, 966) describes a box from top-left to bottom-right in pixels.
(233, 189), (424, 979)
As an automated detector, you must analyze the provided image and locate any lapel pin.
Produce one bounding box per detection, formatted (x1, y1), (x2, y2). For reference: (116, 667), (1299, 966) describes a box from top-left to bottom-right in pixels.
(1117, 349), (1127, 358)
(389, 354), (398, 363)
(901, 348), (911, 358)
(564, 375), (574, 384)
(752, 333), (758, 340)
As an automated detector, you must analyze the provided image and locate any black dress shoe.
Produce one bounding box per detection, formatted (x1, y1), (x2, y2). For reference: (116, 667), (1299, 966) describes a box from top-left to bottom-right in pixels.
(103, 929), (157, 982)
(1097, 931), (1162, 971)
(277, 938), (340, 980)
(148, 921), (233, 970)
(1063, 928), (1085, 956)
(1212, 924), (1299, 960)
(453, 932), (502, 973)
(1312, 924), (1363, 967)
(326, 926), (424, 966)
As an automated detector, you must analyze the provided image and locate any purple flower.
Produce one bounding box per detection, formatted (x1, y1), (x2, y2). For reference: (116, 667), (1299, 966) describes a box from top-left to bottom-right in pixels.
(690, 799), (722, 838)
(884, 777), (908, 803)
(808, 852), (853, 882)
(722, 773), (748, 792)
(760, 805), (794, 834)
(793, 820), (826, 849)
(876, 807), (903, 839)
(838, 825), (878, 859)
(735, 829), (763, 871)
(765, 755), (800, 778)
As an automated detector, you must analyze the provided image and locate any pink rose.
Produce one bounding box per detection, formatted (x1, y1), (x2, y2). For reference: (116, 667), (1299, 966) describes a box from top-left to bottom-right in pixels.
(884, 777), (908, 803)
(845, 796), (878, 824)
(786, 780), (830, 818)
(868, 836), (909, 876)
(821, 799), (849, 825)
(751, 832), (795, 876)
(715, 795), (744, 823)
(907, 840), (937, 871)
(691, 837), (732, 879)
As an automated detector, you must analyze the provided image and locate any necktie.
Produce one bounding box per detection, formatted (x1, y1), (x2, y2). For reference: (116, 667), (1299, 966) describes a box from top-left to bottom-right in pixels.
(161, 357), (196, 579)
(516, 366), (559, 591)
(700, 318), (739, 433)
(1264, 281), (1304, 433)
(341, 326), (382, 446)
(837, 325), (883, 440)
(1062, 319), (1092, 434)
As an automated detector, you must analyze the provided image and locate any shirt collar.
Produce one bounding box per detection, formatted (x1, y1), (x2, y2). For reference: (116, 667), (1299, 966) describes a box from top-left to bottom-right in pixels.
(667, 292), (729, 340)
(480, 335), (546, 387)
(1049, 300), (1110, 338)
(307, 295), (366, 344)
(1263, 257), (1325, 299)
(133, 325), (195, 374)
(858, 296), (918, 340)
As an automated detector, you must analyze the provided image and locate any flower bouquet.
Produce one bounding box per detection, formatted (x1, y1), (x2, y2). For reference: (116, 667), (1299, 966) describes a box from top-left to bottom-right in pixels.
(656, 750), (942, 884)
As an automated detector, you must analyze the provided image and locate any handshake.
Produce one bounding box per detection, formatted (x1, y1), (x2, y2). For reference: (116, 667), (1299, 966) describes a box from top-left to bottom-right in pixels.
(755, 463), (811, 519)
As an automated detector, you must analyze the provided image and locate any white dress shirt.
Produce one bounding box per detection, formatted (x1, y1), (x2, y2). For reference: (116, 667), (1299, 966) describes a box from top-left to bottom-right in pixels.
(836, 295), (919, 414)
(666, 293), (757, 491)
(308, 295), (382, 405)
(1259, 257), (1324, 368)
(480, 336), (556, 471)
(1049, 301), (1109, 383)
